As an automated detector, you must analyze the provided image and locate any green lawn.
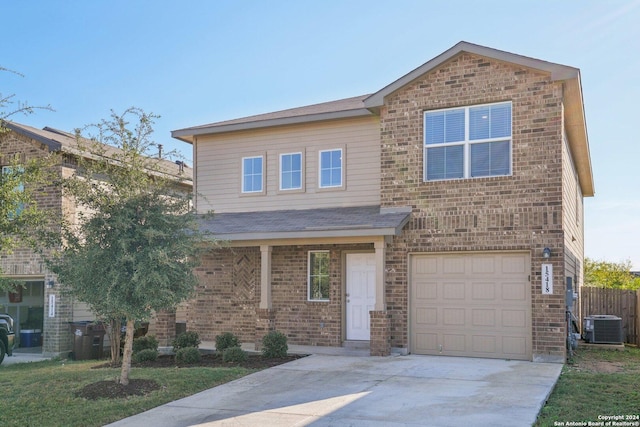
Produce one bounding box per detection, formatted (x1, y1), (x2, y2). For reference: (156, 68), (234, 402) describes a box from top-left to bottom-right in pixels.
(2, 347), (638, 427)
(0, 359), (255, 427)
(535, 346), (640, 426)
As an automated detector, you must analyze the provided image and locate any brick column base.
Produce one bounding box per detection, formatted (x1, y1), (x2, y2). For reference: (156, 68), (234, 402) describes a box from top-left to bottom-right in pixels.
(369, 310), (391, 356)
(255, 308), (276, 351)
(154, 310), (177, 347)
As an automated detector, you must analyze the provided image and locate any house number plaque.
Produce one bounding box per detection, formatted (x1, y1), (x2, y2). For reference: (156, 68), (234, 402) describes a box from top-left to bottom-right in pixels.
(542, 263), (553, 295)
(49, 294), (56, 317)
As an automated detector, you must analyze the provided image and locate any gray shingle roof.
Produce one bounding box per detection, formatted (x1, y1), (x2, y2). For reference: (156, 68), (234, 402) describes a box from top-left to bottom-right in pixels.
(3, 121), (193, 182)
(172, 95), (373, 141)
(200, 205), (412, 241)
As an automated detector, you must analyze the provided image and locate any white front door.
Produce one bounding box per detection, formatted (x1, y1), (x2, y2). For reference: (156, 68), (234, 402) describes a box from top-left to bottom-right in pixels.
(346, 253), (376, 341)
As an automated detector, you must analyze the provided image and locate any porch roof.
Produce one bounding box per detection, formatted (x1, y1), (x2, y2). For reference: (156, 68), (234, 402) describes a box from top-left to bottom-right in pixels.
(199, 205), (412, 241)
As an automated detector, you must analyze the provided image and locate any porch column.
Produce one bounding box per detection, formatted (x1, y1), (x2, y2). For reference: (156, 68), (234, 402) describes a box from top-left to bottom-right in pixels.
(370, 238), (391, 356)
(374, 238), (386, 311)
(256, 245), (274, 350)
(260, 245), (272, 309)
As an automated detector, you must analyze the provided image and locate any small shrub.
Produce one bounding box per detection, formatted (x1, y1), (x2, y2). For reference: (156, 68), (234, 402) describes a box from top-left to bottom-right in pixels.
(132, 335), (158, 353)
(215, 332), (240, 353)
(132, 348), (158, 363)
(172, 331), (201, 352)
(262, 330), (288, 358)
(175, 347), (201, 365)
(222, 346), (248, 363)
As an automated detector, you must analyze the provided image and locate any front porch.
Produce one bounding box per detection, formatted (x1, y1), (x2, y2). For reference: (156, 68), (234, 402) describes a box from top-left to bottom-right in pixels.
(151, 205), (411, 357)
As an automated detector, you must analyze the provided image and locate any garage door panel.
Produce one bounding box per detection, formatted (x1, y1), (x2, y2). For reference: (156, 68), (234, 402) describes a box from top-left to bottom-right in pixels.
(415, 280), (437, 300)
(411, 252), (531, 360)
(443, 308), (465, 326)
(443, 282), (465, 300)
(502, 309), (526, 328)
(415, 333), (438, 352)
(443, 257), (466, 274)
(502, 282), (527, 300)
(502, 256), (527, 274)
(472, 256), (496, 274)
(414, 257), (437, 274)
(416, 307), (437, 325)
(472, 282), (496, 300)
(472, 335), (497, 354)
(502, 336), (527, 356)
(443, 334), (466, 352)
(472, 309), (496, 327)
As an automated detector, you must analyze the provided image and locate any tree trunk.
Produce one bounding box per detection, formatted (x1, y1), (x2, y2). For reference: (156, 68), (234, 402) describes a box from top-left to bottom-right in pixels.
(108, 318), (122, 366)
(119, 318), (135, 385)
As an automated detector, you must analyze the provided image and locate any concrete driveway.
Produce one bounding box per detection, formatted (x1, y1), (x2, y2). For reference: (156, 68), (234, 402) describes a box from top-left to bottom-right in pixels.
(107, 354), (561, 427)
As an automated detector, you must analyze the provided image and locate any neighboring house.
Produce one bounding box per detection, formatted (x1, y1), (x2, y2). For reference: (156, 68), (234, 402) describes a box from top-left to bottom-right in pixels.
(0, 122), (192, 357)
(169, 41), (594, 362)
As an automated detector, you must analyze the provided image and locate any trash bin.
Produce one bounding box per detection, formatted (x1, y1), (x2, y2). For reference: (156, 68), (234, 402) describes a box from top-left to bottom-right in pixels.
(69, 322), (106, 360)
(20, 329), (42, 347)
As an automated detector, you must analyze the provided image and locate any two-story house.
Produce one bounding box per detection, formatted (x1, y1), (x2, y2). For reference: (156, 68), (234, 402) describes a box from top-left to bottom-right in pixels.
(0, 122), (192, 357)
(170, 41), (594, 362)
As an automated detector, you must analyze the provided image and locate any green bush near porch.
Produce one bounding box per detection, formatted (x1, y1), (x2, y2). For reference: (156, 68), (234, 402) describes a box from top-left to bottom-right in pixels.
(262, 331), (288, 358)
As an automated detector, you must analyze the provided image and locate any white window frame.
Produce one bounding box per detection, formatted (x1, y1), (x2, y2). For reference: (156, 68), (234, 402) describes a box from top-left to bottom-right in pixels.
(423, 101), (512, 182)
(308, 250), (330, 301)
(241, 155), (264, 194)
(279, 151), (303, 191)
(318, 148), (344, 189)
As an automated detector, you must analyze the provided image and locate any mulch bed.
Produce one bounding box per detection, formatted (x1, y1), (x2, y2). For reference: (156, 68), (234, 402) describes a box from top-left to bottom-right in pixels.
(78, 353), (305, 400)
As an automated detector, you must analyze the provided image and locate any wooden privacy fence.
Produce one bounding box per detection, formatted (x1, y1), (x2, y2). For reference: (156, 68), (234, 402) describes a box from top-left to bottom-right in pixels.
(580, 287), (639, 345)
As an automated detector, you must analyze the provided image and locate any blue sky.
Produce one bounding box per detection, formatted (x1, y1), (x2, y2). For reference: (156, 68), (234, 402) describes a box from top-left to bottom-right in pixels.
(2, 1), (639, 268)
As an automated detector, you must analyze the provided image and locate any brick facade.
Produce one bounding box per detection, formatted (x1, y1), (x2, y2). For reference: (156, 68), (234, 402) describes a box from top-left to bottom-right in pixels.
(378, 53), (569, 361)
(0, 130), (74, 357)
(369, 310), (391, 356)
(186, 244), (373, 348)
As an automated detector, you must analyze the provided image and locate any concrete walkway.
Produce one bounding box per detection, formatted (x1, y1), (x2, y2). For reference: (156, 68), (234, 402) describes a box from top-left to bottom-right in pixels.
(0, 347), (51, 366)
(107, 353), (562, 427)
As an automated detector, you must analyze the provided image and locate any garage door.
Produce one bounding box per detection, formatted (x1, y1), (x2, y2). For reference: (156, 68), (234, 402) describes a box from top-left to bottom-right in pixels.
(410, 253), (531, 360)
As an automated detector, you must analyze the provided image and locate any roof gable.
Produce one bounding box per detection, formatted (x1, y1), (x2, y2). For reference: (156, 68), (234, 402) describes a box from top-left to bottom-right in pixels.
(362, 41), (593, 197)
(363, 41), (580, 108)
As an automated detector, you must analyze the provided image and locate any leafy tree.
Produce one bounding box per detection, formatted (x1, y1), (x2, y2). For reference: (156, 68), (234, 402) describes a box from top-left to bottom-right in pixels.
(584, 258), (640, 291)
(50, 108), (210, 385)
(0, 154), (54, 290)
(0, 67), (55, 288)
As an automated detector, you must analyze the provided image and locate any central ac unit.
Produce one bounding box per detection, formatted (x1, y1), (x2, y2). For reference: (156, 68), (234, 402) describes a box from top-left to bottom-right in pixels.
(583, 315), (623, 344)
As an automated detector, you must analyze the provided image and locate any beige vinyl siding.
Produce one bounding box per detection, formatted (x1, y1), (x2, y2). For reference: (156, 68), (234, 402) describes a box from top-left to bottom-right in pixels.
(562, 129), (584, 286)
(195, 117), (381, 213)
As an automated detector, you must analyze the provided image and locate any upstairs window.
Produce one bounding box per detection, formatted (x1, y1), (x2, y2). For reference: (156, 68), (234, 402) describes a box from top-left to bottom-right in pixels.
(308, 251), (330, 301)
(319, 148), (342, 188)
(1, 165), (25, 218)
(424, 102), (512, 181)
(279, 152), (302, 191)
(242, 156), (264, 193)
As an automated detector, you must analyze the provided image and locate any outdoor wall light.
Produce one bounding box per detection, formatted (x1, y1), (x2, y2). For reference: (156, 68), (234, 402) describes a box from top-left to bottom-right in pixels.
(46, 280), (55, 288)
(542, 247), (551, 259)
